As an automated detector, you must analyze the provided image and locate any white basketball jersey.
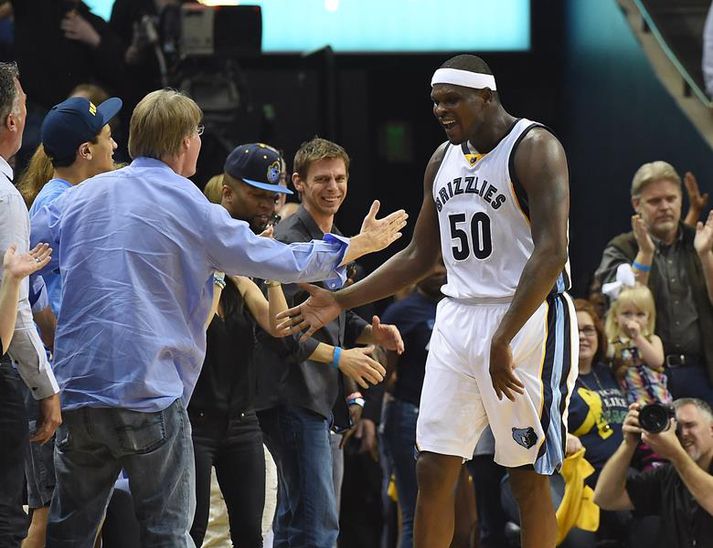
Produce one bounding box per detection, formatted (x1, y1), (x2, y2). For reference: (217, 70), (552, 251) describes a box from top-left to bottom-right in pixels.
(433, 118), (570, 300)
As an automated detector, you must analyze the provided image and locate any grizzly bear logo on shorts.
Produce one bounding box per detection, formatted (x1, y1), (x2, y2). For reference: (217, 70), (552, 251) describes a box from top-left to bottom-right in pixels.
(512, 427), (538, 449)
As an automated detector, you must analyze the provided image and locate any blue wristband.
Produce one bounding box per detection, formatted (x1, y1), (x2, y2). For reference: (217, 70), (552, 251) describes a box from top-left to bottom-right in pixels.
(331, 347), (342, 369)
(632, 261), (651, 272)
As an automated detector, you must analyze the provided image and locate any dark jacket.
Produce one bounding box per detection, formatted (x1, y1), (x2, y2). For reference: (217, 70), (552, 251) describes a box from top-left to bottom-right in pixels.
(254, 206), (369, 422)
(12, 0), (125, 109)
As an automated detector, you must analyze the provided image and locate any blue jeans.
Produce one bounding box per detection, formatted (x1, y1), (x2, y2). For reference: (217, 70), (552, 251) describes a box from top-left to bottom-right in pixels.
(46, 399), (196, 548)
(381, 398), (419, 548)
(0, 363), (29, 547)
(259, 405), (339, 548)
(24, 388), (56, 509)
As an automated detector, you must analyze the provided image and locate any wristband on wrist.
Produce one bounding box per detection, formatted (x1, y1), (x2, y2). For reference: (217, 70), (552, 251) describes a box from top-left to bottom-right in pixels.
(265, 280), (281, 287)
(347, 397), (366, 408)
(632, 261), (651, 272)
(331, 347), (342, 369)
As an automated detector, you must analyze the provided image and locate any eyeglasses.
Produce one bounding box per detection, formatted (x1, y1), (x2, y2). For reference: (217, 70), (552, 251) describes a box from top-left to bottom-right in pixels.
(578, 326), (597, 336)
(196, 125), (205, 136)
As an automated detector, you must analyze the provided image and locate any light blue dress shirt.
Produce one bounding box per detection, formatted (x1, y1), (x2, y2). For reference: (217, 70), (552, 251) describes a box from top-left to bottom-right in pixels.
(29, 178), (72, 317)
(31, 157), (348, 412)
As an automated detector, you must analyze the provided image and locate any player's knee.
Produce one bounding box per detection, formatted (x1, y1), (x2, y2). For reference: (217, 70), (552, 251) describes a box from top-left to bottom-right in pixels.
(416, 452), (461, 494)
(508, 468), (549, 507)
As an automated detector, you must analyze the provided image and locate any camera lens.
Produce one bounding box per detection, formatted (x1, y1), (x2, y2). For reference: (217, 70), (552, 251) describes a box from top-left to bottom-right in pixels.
(638, 403), (674, 434)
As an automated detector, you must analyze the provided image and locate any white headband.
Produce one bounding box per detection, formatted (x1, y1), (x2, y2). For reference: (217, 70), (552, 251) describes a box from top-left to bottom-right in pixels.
(431, 68), (497, 90)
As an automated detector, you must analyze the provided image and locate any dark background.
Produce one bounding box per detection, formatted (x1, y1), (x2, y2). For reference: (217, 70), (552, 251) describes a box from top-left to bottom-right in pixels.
(118, 0), (713, 303)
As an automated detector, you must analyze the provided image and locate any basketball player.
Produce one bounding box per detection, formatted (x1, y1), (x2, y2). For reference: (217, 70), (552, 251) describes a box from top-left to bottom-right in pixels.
(277, 54), (577, 548)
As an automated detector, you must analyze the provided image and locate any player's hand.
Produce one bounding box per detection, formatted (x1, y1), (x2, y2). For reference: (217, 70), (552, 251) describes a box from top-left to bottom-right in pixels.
(631, 215), (655, 256)
(489, 337), (524, 401)
(622, 403), (643, 446)
(565, 433), (583, 456)
(338, 346), (385, 389)
(31, 394), (62, 445)
(3, 243), (52, 280)
(276, 283), (342, 341)
(367, 316), (404, 354)
(694, 210), (713, 256)
(356, 200), (408, 254)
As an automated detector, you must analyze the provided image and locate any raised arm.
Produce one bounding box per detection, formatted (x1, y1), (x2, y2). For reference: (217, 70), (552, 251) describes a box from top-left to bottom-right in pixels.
(489, 128), (570, 400)
(336, 145), (446, 308)
(205, 201), (406, 286)
(0, 244), (52, 351)
(277, 144), (447, 339)
(694, 210), (713, 305)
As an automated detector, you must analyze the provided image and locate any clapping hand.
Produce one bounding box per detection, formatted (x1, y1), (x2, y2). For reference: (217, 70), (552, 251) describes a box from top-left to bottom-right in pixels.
(631, 215), (655, 256)
(684, 172), (709, 216)
(694, 210), (713, 256)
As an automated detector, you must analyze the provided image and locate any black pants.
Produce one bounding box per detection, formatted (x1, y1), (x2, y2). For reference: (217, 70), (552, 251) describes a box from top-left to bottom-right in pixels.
(0, 363), (30, 547)
(190, 409), (265, 548)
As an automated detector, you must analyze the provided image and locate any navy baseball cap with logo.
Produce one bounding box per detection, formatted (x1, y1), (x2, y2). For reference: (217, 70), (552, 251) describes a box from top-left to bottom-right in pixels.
(41, 96), (123, 163)
(224, 143), (293, 195)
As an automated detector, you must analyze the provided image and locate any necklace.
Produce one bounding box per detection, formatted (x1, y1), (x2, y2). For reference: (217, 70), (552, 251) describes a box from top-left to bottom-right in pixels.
(577, 367), (605, 392)
(577, 367), (612, 433)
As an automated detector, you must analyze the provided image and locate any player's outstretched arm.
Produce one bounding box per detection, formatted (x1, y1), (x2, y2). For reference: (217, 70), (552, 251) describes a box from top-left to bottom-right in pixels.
(277, 144), (447, 340)
(489, 128), (570, 401)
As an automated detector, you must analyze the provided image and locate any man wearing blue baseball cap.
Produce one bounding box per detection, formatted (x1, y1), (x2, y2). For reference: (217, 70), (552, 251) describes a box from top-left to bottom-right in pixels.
(221, 143), (293, 233)
(22, 95), (122, 547)
(29, 95), (122, 317)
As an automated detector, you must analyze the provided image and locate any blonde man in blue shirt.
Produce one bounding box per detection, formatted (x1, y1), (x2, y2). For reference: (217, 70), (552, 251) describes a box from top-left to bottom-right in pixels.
(31, 89), (407, 548)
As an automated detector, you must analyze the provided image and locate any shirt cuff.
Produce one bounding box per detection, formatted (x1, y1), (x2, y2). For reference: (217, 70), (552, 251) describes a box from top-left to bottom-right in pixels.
(322, 233), (349, 290)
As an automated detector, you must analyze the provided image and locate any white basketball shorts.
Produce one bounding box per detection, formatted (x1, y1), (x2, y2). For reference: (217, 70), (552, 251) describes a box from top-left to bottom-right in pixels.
(416, 292), (578, 475)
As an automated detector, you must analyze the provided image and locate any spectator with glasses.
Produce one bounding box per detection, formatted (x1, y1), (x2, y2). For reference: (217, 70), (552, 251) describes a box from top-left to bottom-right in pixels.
(565, 299), (630, 546)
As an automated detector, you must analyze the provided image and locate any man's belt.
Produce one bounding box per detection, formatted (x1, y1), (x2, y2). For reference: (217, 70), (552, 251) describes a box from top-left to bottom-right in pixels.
(665, 353), (703, 368)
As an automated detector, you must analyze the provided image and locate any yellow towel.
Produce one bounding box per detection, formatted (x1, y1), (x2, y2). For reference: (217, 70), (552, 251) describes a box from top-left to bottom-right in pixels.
(556, 448), (600, 545)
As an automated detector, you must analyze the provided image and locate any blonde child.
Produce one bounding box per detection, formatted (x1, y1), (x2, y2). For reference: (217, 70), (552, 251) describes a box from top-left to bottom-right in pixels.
(605, 285), (671, 406)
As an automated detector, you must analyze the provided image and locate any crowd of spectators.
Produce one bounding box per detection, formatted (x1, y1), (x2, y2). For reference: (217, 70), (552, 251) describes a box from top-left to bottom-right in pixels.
(0, 3), (712, 548)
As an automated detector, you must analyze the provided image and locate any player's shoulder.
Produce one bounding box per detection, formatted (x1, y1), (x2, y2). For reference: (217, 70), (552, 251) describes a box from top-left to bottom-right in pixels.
(429, 141), (451, 166)
(424, 141), (451, 184)
(515, 123), (564, 158)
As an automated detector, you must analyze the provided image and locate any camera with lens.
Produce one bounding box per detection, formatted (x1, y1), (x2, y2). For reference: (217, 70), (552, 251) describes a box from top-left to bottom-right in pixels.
(638, 402), (675, 433)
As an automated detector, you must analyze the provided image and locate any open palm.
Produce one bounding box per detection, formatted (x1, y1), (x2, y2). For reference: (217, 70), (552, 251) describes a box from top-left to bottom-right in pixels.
(3, 243), (51, 280)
